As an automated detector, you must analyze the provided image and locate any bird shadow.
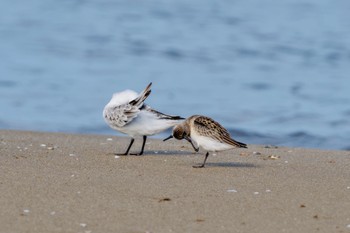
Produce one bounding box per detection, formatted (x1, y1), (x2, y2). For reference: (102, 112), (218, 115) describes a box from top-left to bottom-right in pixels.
(111, 150), (258, 168)
(203, 162), (258, 168)
(143, 150), (195, 156)
(106, 150), (196, 156)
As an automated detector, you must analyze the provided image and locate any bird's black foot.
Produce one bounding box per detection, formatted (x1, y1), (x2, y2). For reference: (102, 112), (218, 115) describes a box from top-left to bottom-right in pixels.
(130, 152), (143, 156)
(192, 164), (205, 168)
(192, 152), (209, 168)
(116, 138), (135, 156)
(116, 153), (128, 156)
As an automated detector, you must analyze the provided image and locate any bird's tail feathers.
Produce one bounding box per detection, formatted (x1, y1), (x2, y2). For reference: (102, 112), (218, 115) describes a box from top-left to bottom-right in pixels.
(224, 136), (248, 148)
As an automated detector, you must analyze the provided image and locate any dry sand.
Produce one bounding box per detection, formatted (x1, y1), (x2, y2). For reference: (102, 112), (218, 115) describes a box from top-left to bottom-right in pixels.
(0, 130), (350, 233)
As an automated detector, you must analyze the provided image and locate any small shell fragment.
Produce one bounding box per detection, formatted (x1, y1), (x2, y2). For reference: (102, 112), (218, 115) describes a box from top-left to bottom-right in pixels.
(227, 189), (237, 193)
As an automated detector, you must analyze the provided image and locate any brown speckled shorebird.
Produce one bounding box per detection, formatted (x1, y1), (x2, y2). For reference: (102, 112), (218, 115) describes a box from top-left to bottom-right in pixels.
(164, 115), (247, 168)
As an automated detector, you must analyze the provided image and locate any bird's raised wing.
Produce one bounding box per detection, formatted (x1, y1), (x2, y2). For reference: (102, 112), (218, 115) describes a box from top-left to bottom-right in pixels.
(104, 83), (152, 127)
(129, 82), (152, 108)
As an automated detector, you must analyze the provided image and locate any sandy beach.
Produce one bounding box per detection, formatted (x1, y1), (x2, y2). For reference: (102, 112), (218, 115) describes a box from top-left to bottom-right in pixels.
(0, 130), (349, 233)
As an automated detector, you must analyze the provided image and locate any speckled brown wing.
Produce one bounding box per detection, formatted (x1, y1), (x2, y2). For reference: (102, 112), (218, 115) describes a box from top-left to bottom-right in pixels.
(193, 116), (247, 148)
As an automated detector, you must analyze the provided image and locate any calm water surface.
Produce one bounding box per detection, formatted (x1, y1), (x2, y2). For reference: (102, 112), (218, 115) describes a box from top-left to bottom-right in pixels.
(1, 0), (350, 149)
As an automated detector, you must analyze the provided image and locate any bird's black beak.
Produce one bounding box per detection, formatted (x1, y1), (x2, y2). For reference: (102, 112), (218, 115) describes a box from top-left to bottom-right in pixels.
(184, 135), (192, 143)
(184, 136), (199, 152)
(163, 135), (173, 141)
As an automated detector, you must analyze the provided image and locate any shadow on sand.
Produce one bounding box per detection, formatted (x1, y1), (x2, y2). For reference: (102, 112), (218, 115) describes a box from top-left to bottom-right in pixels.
(112, 151), (258, 168)
(143, 150), (195, 156)
(199, 162), (258, 168)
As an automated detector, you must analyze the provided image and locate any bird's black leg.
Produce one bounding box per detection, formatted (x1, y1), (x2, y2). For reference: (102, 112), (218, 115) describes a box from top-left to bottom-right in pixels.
(193, 152), (209, 168)
(131, 135), (147, 156)
(117, 138), (135, 155)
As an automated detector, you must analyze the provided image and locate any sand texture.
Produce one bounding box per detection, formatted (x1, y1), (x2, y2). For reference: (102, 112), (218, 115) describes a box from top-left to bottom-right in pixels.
(1, 130), (350, 233)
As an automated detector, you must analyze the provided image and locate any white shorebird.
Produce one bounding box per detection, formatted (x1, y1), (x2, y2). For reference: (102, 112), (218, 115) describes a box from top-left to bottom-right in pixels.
(103, 82), (184, 155)
(164, 115), (247, 168)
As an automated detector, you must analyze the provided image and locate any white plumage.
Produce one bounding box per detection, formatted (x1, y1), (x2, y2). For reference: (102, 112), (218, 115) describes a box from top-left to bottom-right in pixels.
(103, 83), (184, 155)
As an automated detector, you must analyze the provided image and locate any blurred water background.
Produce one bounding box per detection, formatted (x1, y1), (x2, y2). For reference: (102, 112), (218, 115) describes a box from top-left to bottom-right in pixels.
(1, 0), (350, 150)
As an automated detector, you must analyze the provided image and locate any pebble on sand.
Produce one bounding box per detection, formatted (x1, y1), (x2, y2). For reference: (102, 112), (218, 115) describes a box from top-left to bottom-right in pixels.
(227, 189), (237, 193)
(23, 209), (30, 214)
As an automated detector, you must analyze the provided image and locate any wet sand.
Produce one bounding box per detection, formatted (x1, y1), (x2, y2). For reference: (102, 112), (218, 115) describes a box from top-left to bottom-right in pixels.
(1, 130), (350, 233)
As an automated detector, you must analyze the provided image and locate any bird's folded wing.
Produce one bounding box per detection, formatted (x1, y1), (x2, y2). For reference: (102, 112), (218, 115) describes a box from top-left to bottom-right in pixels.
(193, 116), (231, 142)
(146, 107), (184, 120)
(193, 116), (247, 148)
(105, 103), (140, 127)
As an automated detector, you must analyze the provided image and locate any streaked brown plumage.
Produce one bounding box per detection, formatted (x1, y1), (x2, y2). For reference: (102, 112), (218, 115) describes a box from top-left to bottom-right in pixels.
(164, 115), (247, 168)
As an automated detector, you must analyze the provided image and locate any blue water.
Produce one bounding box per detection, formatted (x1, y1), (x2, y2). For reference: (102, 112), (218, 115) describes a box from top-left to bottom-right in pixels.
(1, 0), (350, 150)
